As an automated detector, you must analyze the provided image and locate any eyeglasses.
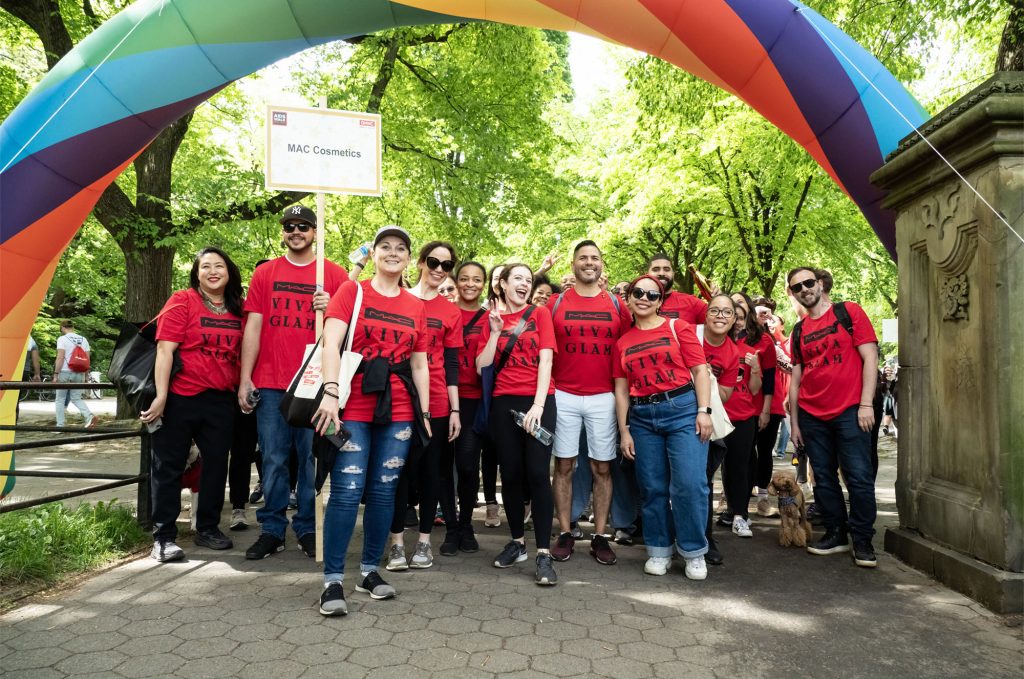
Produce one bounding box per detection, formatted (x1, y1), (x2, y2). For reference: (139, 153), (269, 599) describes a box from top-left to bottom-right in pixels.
(788, 278), (817, 294)
(707, 308), (735, 318)
(426, 256), (456, 273)
(630, 289), (663, 302)
(282, 222), (312, 233)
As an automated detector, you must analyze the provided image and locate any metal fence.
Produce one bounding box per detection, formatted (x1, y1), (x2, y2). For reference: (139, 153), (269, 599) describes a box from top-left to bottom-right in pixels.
(0, 381), (151, 528)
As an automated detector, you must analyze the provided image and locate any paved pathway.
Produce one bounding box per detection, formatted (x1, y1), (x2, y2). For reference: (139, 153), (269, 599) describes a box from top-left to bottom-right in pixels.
(2, 504), (1021, 678)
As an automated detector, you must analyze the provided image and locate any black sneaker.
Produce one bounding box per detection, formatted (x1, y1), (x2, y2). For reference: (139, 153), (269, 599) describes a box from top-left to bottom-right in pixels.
(319, 583), (347, 616)
(715, 512), (733, 527)
(248, 482), (263, 505)
(151, 539), (185, 563)
(493, 540), (528, 568)
(807, 528), (851, 555)
(535, 553), (558, 586)
(194, 528), (232, 550)
(852, 540), (878, 568)
(297, 533), (316, 558)
(355, 571), (397, 600)
(440, 530), (460, 557)
(459, 527), (479, 553)
(245, 533), (285, 560)
(705, 537), (724, 566)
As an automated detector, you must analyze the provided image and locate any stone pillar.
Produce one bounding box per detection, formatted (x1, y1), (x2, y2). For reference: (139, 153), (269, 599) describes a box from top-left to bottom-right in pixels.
(871, 72), (1023, 614)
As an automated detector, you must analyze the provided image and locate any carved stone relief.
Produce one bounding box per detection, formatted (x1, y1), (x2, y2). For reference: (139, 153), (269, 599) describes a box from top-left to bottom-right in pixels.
(922, 182), (977, 275)
(939, 274), (969, 321)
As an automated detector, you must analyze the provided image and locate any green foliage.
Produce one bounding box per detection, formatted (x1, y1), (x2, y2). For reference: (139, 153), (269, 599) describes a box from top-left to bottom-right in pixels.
(0, 500), (148, 588)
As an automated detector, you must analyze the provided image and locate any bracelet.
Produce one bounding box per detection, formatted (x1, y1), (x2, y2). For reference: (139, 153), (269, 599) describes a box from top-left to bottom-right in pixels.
(323, 391), (340, 399)
(450, 409), (460, 413)
(323, 381), (339, 387)
(858, 404), (872, 409)
(352, 262), (364, 269)
(533, 403), (544, 409)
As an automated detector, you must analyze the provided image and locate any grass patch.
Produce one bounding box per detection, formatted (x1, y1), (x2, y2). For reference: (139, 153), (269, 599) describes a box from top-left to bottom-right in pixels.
(0, 500), (149, 588)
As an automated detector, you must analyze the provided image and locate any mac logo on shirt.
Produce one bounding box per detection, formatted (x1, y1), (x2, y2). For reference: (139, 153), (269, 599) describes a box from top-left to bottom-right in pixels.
(365, 307), (416, 328)
(273, 281), (318, 295)
(564, 311), (612, 322)
(427, 318), (443, 329)
(624, 337), (670, 356)
(200, 317), (242, 330)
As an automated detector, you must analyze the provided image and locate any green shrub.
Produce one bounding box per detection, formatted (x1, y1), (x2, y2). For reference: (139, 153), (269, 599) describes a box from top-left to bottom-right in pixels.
(0, 500), (148, 586)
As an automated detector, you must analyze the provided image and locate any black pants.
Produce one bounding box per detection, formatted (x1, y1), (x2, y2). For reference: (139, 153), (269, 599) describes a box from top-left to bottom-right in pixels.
(721, 416), (757, 520)
(441, 398), (482, 530)
(391, 416), (449, 535)
(706, 441), (727, 537)
(490, 394), (556, 549)
(752, 413), (784, 491)
(229, 407), (258, 509)
(151, 390), (235, 540)
(481, 437), (499, 505)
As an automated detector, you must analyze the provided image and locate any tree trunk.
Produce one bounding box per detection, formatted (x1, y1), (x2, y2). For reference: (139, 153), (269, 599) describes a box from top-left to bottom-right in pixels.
(996, 2), (1024, 72)
(122, 243), (175, 323)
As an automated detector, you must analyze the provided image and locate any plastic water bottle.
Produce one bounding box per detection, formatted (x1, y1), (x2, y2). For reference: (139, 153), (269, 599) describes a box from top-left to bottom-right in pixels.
(510, 410), (553, 445)
(348, 242), (371, 263)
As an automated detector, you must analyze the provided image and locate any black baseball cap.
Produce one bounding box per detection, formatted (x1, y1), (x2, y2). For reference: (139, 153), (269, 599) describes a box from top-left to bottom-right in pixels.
(373, 225), (412, 249)
(279, 204), (317, 227)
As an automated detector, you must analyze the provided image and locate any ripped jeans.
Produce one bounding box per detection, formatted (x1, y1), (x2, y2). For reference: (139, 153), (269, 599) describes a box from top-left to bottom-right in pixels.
(323, 420), (414, 583)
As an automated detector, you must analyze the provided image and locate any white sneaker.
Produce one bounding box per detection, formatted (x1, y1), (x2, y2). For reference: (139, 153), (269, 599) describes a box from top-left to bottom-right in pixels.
(732, 515), (753, 538)
(684, 556), (707, 580)
(229, 508), (249, 531)
(644, 556), (672, 575)
(385, 543), (409, 571)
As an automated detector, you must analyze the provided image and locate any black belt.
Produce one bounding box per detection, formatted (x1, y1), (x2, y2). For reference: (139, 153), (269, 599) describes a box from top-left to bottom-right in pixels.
(629, 383), (694, 406)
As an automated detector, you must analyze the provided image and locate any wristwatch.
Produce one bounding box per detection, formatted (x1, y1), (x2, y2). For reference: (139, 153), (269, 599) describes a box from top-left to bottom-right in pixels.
(422, 411), (432, 419)
(697, 406), (712, 415)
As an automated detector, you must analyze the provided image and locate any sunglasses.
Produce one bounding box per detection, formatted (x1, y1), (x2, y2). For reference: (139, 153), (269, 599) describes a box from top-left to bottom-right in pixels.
(708, 308), (735, 318)
(282, 222), (313, 233)
(426, 256), (456, 272)
(630, 288), (663, 302)
(789, 278), (817, 293)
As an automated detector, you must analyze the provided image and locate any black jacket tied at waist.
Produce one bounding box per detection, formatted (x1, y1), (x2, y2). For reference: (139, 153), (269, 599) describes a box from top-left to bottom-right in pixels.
(357, 357), (429, 447)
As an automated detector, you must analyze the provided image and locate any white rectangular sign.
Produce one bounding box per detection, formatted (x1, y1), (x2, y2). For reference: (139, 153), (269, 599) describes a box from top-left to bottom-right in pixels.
(882, 318), (898, 344)
(265, 105), (382, 196)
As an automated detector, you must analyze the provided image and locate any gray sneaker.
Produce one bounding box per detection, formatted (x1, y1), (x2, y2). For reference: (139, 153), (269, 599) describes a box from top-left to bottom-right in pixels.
(385, 543), (409, 571)
(410, 541), (433, 569)
(355, 571), (397, 600)
(151, 539), (184, 563)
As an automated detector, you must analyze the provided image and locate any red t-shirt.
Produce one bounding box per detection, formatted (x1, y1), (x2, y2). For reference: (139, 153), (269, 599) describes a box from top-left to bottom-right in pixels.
(702, 336), (741, 406)
(547, 289), (632, 396)
(244, 256), (348, 390)
(793, 302), (877, 420)
(659, 292), (708, 326)
(737, 333), (778, 415)
(326, 280), (428, 422)
(157, 289), (244, 396)
(478, 305), (557, 398)
(458, 307), (488, 399)
(771, 337), (791, 416)
(613, 319), (705, 398)
(421, 295), (463, 417)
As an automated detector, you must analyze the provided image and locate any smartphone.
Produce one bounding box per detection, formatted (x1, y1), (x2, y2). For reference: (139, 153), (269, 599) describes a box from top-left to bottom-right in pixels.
(325, 421), (351, 449)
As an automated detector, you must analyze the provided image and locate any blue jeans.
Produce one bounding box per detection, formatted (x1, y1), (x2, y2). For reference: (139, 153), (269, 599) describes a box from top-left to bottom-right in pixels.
(323, 420), (413, 583)
(799, 405), (876, 541)
(775, 418), (791, 456)
(55, 370), (92, 426)
(570, 448), (641, 531)
(255, 389), (314, 540)
(629, 389), (709, 558)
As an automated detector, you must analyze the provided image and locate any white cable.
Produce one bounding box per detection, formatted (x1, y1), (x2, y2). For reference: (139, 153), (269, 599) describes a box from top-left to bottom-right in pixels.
(1, 0), (165, 174)
(796, 7), (1024, 246)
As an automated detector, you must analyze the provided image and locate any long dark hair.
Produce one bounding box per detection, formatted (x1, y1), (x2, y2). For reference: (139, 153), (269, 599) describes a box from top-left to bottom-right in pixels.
(190, 247), (244, 317)
(487, 264), (506, 307)
(731, 291), (763, 346)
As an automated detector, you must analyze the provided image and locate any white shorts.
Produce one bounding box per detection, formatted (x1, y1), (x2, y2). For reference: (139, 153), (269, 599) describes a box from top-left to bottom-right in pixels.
(552, 390), (617, 462)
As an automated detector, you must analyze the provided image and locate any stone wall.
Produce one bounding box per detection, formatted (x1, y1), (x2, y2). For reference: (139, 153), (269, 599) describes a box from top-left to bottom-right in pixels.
(871, 72), (1023, 613)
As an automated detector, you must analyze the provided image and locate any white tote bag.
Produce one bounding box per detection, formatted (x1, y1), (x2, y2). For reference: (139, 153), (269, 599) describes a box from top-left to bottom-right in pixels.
(335, 281), (364, 408)
(667, 319), (734, 441)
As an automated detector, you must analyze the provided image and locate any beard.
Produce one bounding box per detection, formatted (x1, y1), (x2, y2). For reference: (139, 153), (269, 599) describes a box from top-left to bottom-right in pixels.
(797, 291), (821, 309)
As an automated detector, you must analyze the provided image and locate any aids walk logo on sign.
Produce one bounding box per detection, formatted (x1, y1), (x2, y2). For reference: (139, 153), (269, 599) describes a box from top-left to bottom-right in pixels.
(266, 105), (382, 196)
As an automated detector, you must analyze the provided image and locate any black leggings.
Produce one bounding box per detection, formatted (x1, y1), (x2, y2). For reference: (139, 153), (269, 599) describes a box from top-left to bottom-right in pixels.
(490, 394), (556, 549)
(481, 438), (499, 505)
(229, 407), (258, 509)
(441, 398), (483, 530)
(151, 390), (235, 540)
(721, 416), (757, 520)
(390, 416), (449, 535)
(752, 413), (784, 491)
(707, 442), (727, 537)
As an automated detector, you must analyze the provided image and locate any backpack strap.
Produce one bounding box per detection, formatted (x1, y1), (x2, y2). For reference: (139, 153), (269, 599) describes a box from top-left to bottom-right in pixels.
(832, 301), (854, 336)
(790, 319), (804, 366)
(464, 308), (487, 331)
(550, 293), (563, 318)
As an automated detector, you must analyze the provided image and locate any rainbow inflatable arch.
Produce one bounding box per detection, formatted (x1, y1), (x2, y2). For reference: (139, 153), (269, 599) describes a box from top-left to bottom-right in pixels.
(0, 0), (928, 496)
